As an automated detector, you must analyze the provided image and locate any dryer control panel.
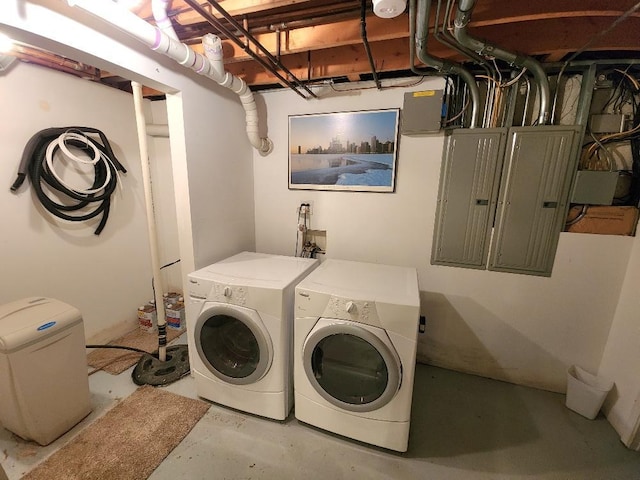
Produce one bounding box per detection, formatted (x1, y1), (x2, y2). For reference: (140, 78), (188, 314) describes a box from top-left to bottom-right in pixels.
(324, 296), (378, 325)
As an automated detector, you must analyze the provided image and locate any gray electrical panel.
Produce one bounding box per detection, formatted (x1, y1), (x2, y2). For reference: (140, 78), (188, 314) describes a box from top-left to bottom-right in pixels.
(571, 170), (619, 205)
(488, 126), (581, 276)
(401, 90), (444, 135)
(431, 128), (508, 268)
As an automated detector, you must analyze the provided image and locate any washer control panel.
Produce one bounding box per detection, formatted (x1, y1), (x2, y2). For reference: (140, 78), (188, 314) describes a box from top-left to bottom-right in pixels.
(188, 277), (248, 306)
(212, 283), (247, 305)
(326, 296), (372, 323)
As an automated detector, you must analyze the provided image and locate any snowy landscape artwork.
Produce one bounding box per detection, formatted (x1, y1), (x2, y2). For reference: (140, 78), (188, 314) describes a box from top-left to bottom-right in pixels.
(288, 109), (400, 192)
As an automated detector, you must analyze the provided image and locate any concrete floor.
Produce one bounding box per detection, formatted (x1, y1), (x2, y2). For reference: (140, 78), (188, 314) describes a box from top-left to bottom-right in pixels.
(1, 337), (639, 480)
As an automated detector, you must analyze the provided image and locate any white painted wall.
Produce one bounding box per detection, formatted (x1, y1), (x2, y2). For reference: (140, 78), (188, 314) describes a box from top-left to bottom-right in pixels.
(147, 101), (181, 293)
(1, 1), (255, 339)
(0, 61), (152, 341)
(599, 233), (640, 447)
(253, 79), (633, 393)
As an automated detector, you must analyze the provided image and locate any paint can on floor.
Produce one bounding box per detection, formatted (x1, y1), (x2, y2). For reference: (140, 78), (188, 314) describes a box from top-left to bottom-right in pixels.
(565, 365), (613, 420)
(137, 301), (157, 332)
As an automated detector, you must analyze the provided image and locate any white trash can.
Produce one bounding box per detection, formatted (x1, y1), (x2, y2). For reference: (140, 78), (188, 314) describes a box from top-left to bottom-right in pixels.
(0, 297), (92, 445)
(565, 365), (613, 420)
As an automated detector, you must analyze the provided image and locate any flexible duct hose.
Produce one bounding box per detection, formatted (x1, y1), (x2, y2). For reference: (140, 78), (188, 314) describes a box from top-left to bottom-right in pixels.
(10, 127), (127, 235)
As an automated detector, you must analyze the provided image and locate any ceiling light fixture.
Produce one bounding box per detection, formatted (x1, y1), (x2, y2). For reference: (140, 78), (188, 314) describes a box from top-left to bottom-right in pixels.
(372, 0), (407, 18)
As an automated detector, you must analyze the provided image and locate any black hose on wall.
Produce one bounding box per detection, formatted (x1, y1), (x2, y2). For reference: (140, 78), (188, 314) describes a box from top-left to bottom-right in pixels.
(10, 127), (127, 235)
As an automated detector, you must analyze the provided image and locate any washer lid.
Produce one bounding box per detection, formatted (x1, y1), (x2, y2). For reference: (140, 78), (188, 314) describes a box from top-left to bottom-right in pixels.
(0, 297), (82, 353)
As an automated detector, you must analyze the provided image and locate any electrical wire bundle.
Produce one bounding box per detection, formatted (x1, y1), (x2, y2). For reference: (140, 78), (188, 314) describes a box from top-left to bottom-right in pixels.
(578, 68), (640, 205)
(10, 127), (126, 234)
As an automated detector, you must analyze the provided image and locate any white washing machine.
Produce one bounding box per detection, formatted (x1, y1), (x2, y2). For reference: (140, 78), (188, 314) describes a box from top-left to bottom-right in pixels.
(294, 259), (420, 452)
(186, 251), (318, 420)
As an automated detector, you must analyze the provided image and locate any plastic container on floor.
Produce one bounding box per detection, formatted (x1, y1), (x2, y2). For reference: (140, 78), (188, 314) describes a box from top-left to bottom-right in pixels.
(565, 365), (613, 420)
(0, 297), (92, 445)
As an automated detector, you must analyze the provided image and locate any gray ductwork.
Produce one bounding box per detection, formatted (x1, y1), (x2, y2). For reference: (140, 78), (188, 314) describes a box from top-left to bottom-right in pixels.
(412, 0), (480, 128)
(453, 0), (550, 125)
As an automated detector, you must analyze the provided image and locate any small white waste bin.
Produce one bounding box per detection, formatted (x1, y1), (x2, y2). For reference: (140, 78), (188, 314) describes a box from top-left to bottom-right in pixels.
(0, 297), (92, 445)
(565, 365), (613, 420)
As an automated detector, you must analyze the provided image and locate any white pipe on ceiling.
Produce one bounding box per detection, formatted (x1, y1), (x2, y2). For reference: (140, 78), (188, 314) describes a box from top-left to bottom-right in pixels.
(68, 0), (274, 156)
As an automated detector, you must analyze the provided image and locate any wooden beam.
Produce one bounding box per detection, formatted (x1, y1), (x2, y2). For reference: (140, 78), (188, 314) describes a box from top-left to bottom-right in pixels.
(225, 38), (422, 85)
(225, 15), (640, 86)
(475, 17), (640, 58)
(172, 0), (318, 24)
(190, 14), (409, 62)
(545, 51), (572, 62)
(469, 0), (640, 27)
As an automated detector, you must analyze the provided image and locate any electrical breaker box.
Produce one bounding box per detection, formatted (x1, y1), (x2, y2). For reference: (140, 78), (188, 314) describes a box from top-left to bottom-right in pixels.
(431, 128), (508, 268)
(401, 90), (444, 135)
(489, 126), (581, 276)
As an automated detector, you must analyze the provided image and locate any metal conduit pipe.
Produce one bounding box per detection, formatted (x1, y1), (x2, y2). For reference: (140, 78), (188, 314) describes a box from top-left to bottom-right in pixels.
(182, 0), (312, 100)
(201, 0), (318, 99)
(413, 0), (480, 128)
(453, 0), (550, 125)
(361, 0), (381, 90)
(434, 0), (494, 126)
(68, 0), (273, 156)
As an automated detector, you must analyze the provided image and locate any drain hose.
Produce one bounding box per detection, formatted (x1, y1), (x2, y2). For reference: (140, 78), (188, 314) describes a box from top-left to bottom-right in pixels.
(10, 127), (126, 235)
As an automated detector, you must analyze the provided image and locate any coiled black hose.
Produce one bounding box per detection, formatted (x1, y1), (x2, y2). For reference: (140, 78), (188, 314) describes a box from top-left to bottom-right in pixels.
(10, 127), (127, 235)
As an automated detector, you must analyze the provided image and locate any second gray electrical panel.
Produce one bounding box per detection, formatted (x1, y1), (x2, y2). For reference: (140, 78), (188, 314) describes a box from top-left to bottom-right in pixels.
(489, 126), (581, 276)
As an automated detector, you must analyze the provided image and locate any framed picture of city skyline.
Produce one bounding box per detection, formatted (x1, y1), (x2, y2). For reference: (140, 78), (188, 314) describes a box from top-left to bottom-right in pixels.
(288, 109), (400, 192)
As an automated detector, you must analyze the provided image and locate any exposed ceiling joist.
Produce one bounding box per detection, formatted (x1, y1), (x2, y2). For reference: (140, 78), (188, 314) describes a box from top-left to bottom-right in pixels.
(5, 0), (640, 97)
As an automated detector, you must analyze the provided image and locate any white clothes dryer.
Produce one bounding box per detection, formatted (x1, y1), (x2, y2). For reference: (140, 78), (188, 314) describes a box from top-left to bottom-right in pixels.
(187, 252), (318, 420)
(294, 259), (420, 452)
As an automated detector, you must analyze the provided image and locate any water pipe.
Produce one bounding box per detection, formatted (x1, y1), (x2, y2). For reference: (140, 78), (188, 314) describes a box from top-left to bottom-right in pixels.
(131, 80), (168, 362)
(68, 0), (274, 156)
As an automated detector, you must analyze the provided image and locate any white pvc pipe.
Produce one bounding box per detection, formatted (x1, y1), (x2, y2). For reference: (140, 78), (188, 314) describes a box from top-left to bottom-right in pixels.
(69, 0), (273, 156)
(132, 80), (167, 362)
(151, 0), (178, 40)
(146, 124), (170, 137)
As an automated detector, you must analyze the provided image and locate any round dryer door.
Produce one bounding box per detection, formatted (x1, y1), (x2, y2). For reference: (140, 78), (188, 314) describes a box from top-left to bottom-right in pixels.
(195, 303), (272, 385)
(303, 319), (402, 413)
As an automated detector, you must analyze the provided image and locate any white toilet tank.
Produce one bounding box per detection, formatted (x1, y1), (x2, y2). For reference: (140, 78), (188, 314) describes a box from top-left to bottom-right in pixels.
(0, 297), (92, 445)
